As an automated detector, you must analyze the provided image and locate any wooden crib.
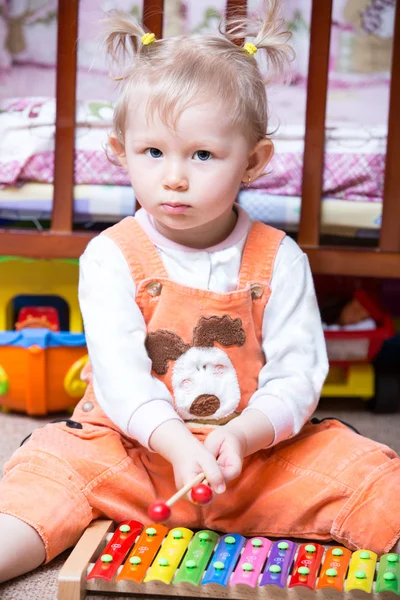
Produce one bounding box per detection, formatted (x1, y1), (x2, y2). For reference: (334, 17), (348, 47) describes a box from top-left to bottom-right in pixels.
(0, 0), (399, 278)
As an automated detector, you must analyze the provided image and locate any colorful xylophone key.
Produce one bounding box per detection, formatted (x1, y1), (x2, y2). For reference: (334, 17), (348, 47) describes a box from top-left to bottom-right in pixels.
(173, 530), (219, 585)
(345, 549), (378, 593)
(260, 540), (297, 588)
(289, 542), (324, 590)
(144, 527), (193, 584)
(230, 536), (272, 587)
(86, 520), (142, 582)
(201, 533), (246, 586)
(116, 523), (168, 582)
(376, 553), (400, 594)
(317, 546), (352, 592)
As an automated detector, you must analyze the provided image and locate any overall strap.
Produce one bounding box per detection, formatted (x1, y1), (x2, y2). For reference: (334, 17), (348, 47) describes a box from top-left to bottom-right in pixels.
(238, 221), (286, 289)
(102, 217), (168, 282)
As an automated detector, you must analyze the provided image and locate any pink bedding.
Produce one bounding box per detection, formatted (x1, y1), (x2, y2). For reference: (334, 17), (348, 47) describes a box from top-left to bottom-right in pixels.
(0, 78), (389, 203)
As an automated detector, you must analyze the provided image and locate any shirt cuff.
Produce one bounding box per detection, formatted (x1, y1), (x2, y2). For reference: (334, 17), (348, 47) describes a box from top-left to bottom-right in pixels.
(127, 400), (183, 449)
(243, 392), (295, 446)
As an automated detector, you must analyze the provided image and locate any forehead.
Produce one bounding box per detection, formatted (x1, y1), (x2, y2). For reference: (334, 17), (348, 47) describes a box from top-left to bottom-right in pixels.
(126, 93), (240, 140)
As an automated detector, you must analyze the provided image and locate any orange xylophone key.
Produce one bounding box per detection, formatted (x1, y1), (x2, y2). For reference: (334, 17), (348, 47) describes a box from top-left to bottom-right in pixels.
(116, 523), (168, 583)
(317, 546), (352, 591)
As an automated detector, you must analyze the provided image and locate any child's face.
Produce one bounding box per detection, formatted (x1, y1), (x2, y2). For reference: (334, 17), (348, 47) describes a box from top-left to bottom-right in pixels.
(112, 95), (271, 247)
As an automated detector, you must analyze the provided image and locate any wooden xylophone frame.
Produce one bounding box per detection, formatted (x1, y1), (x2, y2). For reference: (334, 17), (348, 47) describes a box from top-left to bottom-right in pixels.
(57, 519), (397, 600)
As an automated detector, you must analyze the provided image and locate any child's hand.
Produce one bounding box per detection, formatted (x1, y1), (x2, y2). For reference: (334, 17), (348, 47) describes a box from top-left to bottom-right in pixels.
(149, 419), (226, 495)
(204, 427), (246, 483)
(169, 440), (226, 496)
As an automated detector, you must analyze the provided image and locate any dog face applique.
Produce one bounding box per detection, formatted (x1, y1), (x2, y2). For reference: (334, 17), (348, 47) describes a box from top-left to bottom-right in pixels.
(145, 315), (246, 424)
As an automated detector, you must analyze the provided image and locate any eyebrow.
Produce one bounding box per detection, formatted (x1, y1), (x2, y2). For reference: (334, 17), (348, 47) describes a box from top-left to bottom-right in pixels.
(131, 136), (230, 149)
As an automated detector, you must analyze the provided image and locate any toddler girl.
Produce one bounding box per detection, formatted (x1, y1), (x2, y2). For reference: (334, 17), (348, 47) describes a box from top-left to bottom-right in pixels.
(1, 0), (400, 584)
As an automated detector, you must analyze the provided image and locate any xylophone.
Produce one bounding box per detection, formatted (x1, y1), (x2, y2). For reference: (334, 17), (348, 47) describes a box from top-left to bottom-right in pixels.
(58, 519), (400, 600)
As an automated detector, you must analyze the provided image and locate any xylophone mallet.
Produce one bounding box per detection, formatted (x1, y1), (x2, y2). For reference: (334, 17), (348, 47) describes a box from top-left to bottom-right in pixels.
(148, 473), (213, 522)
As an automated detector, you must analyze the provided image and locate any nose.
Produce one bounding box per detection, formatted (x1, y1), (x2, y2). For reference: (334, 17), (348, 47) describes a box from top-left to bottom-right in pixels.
(190, 394), (220, 417)
(162, 163), (188, 192)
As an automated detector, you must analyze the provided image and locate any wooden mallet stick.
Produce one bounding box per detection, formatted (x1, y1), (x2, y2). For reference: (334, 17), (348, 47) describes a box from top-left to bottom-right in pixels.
(165, 472), (205, 508)
(148, 473), (207, 522)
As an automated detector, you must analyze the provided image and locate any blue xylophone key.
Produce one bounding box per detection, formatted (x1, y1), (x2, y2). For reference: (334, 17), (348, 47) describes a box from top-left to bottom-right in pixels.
(260, 540), (297, 588)
(202, 533), (246, 586)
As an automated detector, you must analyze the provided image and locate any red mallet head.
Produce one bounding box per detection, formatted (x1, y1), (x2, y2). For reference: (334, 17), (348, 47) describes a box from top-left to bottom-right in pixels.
(190, 483), (213, 505)
(147, 501), (171, 522)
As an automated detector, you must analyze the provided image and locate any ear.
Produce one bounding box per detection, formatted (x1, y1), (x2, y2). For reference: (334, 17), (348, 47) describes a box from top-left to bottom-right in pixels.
(242, 138), (274, 185)
(145, 330), (190, 375)
(109, 133), (128, 169)
(192, 315), (246, 348)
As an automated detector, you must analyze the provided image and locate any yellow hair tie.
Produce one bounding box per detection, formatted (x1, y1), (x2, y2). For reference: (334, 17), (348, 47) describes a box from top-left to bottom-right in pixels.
(141, 32), (156, 46)
(243, 42), (258, 56)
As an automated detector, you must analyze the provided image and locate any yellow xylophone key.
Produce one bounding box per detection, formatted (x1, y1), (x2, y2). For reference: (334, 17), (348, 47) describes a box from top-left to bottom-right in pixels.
(345, 549), (377, 593)
(144, 527), (193, 584)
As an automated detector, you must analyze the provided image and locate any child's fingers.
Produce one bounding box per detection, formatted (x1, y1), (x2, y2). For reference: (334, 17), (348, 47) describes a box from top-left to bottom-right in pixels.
(219, 453), (243, 482)
(199, 455), (226, 495)
(203, 430), (223, 459)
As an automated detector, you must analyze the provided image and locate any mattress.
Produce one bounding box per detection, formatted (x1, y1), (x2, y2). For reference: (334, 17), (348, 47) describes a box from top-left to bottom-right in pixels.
(237, 191), (382, 237)
(0, 182), (382, 236)
(0, 183), (135, 224)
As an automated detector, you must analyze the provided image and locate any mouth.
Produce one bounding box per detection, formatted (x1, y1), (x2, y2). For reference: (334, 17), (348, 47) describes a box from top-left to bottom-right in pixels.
(161, 203), (191, 214)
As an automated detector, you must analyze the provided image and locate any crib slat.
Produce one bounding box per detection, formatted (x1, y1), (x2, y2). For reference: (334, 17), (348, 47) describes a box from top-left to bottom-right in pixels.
(226, 0), (247, 18)
(0, 231), (95, 259)
(298, 0), (333, 247)
(306, 248), (400, 279)
(380, 0), (400, 253)
(51, 0), (78, 234)
(143, 0), (164, 38)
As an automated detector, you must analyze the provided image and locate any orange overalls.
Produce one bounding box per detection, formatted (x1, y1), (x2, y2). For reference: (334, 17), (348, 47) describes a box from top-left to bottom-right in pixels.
(1, 217), (400, 563)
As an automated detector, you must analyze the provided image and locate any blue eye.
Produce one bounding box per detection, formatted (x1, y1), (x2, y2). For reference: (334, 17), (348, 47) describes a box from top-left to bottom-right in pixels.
(194, 150), (212, 161)
(146, 148), (163, 158)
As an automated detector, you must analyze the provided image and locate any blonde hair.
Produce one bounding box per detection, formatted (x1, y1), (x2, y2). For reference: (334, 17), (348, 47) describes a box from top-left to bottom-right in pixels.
(102, 0), (294, 149)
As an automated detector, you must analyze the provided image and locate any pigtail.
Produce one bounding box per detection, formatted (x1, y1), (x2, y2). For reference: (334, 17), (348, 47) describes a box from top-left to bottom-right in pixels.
(223, 0), (294, 80)
(100, 10), (151, 78)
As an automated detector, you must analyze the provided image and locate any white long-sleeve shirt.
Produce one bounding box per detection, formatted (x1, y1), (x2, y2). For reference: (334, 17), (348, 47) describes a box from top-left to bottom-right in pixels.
(79, 205), (329, 449)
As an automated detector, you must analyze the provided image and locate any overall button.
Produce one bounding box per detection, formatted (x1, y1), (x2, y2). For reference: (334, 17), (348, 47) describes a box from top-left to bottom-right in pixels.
(82, 401), (94, 412)
(146, 281), (162, 296)
(250, 283), (263, 299)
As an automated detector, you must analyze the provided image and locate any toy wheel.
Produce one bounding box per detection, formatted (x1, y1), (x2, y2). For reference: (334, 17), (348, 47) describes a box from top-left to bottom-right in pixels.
(367, 369), (400, 414)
